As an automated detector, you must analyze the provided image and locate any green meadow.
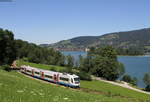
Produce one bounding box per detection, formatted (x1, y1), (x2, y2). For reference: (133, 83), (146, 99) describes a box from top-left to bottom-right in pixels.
(0, 61), (149, 102)
(16, 60), (65, 71)
(81, 81), (150, 101)
(0, 70), (132, 102)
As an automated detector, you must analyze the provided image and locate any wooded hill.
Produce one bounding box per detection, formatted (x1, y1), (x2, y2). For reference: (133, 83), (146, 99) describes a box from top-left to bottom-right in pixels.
(43, 28), (150, 54)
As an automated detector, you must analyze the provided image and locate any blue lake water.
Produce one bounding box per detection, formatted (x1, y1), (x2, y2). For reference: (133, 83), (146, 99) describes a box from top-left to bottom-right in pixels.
(62, 51), (150, 88)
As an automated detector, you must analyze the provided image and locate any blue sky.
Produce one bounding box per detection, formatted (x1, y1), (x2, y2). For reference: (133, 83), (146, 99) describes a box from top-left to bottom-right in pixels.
(0, 0), (150, 44)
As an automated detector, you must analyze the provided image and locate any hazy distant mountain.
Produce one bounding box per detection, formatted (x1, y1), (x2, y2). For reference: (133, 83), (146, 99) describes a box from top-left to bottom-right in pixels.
(41, 28), (150, 51)
(39, 44), (49, 47)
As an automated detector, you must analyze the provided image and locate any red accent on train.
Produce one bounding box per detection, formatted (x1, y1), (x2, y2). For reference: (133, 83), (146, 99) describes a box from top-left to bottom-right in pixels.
(41, 72), (44, 79)
(54, 74), (59, 83)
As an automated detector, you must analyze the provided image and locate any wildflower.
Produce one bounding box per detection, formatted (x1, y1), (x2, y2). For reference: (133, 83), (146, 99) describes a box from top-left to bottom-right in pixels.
(17, 90), (24, 93)
(64, 97), (68, 100)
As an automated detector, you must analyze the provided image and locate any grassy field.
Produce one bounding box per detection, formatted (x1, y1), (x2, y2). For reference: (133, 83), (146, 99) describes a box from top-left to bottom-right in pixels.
(16, 60), (150, 101)
(81, 81), (150, 101)
(16, 60), (65, 71)
(1, 60), (149, 102)
(0, 69), (133, 102)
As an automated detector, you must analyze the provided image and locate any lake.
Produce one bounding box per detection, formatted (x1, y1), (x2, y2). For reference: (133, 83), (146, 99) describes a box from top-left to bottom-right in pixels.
(62, 51), (150, 88)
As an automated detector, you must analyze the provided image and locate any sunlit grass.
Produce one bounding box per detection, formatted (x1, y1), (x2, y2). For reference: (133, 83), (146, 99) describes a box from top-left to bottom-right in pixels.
(0, 70), (132, 102)
(16, 60), (65, 71)
(81, 80), (150, 101)
(10, 60), (150, 102)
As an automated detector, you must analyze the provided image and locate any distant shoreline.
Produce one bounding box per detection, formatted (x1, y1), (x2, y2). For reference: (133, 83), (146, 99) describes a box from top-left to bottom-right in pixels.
(60, 50), (147, 56)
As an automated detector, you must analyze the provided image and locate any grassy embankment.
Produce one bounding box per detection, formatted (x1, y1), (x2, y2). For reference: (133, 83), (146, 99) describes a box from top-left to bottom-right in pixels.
(16, 60), (65, 71)
(0, 60), (149, 102)
(1, 69), (133, 102)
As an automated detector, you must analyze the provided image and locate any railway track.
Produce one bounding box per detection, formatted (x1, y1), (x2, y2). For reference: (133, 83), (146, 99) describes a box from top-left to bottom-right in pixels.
(18, 71), (106, 95)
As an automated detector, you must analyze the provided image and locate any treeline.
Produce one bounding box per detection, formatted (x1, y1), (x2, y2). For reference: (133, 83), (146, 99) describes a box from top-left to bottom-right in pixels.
(117, 47), (146, 56)
(0, 28), (65, 66)
(0, 29), (16, 65)
(48, 28), (150, 55)
(15, 40), (65, 66)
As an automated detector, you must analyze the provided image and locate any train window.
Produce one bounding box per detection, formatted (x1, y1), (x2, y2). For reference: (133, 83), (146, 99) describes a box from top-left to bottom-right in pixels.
(27, 70), (31, 73)
(74, 78), (80, 82)
(60, 77), (69, 81)
(45, 75), (52, 79)
(35, 72), (40, 74)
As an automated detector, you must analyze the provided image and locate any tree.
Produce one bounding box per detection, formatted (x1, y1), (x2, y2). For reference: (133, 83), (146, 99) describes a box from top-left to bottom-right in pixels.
(122, 74), (132, 83)
(65, 55), (74, 73)
(117, 46), (146, 56)
(122, 74), (138, 86)
(132, 77), (138, 86)
(76, 71), (92, 81)
(117, 62), (125, 78)
(91, 56), (121, 80)
(145, 85), (150, 91)
(0, 29), (16, 65)
(57, 55), (65, 66)
(79, 55), (84, 68)
(86, 46), (125, 81)
(143, 73), (150, 86)
(79, 56), (93, 73)
(66, 55), (74, 67)
(90, 46), (117, 60)
(143, 73), (150, 91)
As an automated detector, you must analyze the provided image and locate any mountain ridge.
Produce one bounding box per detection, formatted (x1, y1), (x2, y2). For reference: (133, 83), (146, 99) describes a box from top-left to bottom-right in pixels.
(41, 28), (150, 51)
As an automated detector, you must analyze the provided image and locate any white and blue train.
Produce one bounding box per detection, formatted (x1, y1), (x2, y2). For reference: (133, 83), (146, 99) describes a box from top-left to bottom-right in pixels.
(20, 65), (80, 88)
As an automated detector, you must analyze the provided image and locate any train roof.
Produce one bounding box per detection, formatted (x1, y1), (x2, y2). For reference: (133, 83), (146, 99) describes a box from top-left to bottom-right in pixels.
(21, 65), (79, 78)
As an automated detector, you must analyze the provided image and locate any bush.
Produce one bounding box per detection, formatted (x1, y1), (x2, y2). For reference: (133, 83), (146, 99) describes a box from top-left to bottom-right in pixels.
(22, 57), (29, 62)
(122, 74), (132, 82)
(0, 65), (11, 72)
(143, 73), (150, 91)
(122, 74), (137, 86)
(145, 84), (150, 92)
(143, 73), (150, 86)
(58, 66), (73, 74)
(50, 66), (57, 72)
(76, 71), (92, 81)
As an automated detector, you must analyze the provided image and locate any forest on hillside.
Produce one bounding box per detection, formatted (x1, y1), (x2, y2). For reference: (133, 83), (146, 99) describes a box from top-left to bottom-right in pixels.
(46, 28), (150, 55)
(0, 28), (65, 66)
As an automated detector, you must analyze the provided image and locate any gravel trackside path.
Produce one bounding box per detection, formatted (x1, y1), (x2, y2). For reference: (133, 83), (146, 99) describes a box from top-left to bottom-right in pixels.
(93, 77), (150, 95)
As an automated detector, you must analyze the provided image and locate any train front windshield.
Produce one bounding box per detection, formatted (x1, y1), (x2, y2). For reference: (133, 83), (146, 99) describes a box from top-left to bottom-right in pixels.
(74, 77), (80, 83)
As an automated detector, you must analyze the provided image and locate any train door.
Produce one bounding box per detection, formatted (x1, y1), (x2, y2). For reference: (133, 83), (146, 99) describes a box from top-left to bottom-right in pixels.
(54, 74), (59, 83)
(41, 72), (44, 79)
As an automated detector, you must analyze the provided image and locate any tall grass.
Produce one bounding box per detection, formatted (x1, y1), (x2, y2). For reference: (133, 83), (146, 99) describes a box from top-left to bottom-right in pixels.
(81, 80), (150, 101)
(11, 60), (150, 102)
(0, 70), (132, 102)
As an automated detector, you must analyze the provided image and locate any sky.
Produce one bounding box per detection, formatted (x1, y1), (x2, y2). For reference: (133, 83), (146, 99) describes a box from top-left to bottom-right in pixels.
(0, 0), (150, 44)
